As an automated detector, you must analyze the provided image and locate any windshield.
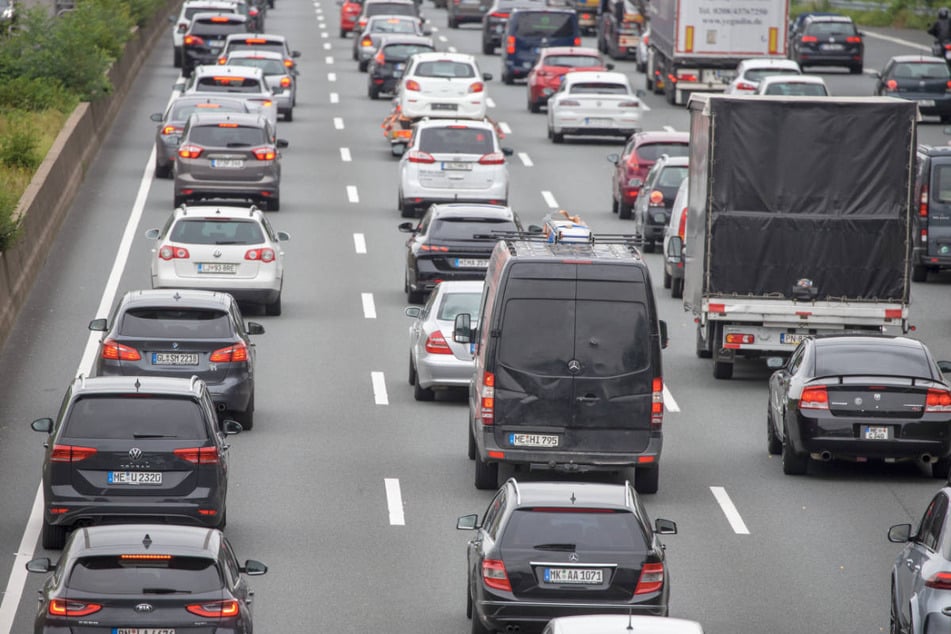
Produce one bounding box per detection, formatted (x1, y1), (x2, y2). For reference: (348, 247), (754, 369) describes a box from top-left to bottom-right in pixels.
(815, 343), (932, 377)
(513, 12), (575, 38)
(544, 54), (602, 67)
(415, 60), (476, 78)
(893, 63), (950, 80)
(635, 142), (689, 162)
(568, 81), (629, 94)
(805, 21), (857, 37)
(369, 17), (418, 33)
(194, 76), (264, 93)
(418, 126), (494, 154)
(187, 124), (268, 147)
(383, 43), (434, 60)
(430, 218), (517, 240)
(225, 57), (287, 74)
(762, 82), (828, 96)
(170, 101), (245, 121)
(745, 68), (800, 82)
(502, 509), (648, 552)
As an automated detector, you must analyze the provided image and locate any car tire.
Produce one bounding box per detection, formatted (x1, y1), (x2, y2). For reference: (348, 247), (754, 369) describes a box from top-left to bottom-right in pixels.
(850, 64), (863, 75)
(671, 277), (683, 299)
(912, 264), (928, 282)
(713, 360), (733, 380)
(408, 354), (417, 385)
(174, 194), (186, 208)
(528, 97), (540, 113)
(399, 194), (415, 218)
(340, 27), (347, 38)
(890, 587), (902, 634)
(407, 287), (425, 304)
(665, 81), (676, 105)
(358, 59), (369, 72)
(173, 46), (182, 68)
(550, 128), (564, 144)
(234, 396), (254, 430)
(643, 239), (655, 254)
(781, 423), (808, 475)
(267, 196), (280, 211)
(468, 424), (476, 460)
(502, 69), (514, 85)
(696, 323), (712, 358)
(368, 84), (380, 99)
(767, 408), (782, 456)
(932, 456), (951, 479)
(618, 202), (632, 219)
(154, 162), (172, 179)
(611, 197), (618, 214)
(482, 39), (494, 55)
(636, 58), (646, 73)
(663, 267), (671, 289)
(265, 294), (282, 316)
(352, 47), (358, 61)
(634, 463), (659, 494)
(42, 519), (68, 550)
(284, 108), (293, 122)
(466, 581), (473, 619)
(645, 73), (653, 91)
(217, 507), (227, 530)
(474, 452), (498, 490)
(414, 376), (435, 401)
(448, 15), (458, 28)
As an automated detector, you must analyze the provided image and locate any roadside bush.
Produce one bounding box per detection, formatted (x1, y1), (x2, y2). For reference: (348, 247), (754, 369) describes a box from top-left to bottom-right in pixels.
(126, 0), (166, 26)
(0, 77), (77, 112)
(0, 188), (21, 252)
(0, 114), (40, 171)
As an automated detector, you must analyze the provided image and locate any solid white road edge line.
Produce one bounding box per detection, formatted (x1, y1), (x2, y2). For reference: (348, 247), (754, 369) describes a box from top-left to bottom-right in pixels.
(371, 371), (389, 405)
(518, 152), (533, 167)
(0, 485), (42, 633)
(361, 293), (377, 319)
(662, 385), (679, 412)
(340, 147), (352, 162)
(863, 30), (929, 52)
(347, 185), (359, 203)
(710, 486), (750, 535)
(384, 478), (405, 525)
(541, 190), (558, 208)
(353, 233), (367, 254)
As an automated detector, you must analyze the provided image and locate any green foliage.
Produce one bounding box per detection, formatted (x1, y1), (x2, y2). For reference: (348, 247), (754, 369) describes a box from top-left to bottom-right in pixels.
(791, 0), (933, 28)
(0, 77), (78, 112)
(126, 0), (166, 26)
(0, 113), (40, 170)
(0, 187), (21, 252)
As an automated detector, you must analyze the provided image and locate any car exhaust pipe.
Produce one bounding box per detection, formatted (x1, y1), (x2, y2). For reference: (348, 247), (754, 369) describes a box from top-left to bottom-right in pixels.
(505, 626), (520, 633)
(819, 451), (832, 462)
(922, 453), (936, 464)
(216, 402), (227, 412)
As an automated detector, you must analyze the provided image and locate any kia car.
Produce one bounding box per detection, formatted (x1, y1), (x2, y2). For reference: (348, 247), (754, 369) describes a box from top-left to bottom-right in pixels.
(607, 130), (689, 220)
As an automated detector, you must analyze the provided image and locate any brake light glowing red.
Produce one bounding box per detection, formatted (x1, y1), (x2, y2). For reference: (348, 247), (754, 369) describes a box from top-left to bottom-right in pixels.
(480, 371), (495, 425)
(101, 338), (142, 361)
(374, 50), (385, 64)
(162, 125), (182, 136)
(280, 76), (292, 88)
(799, 385), (829, 411)
(159, 245), (190, 260)
(479, 152), (505, 165)
(49, 599), (102, 617)
(926, 572), (951, 589)
(885, 79), (898, 91)
(845, 35), (861, 43)
(209, 15), (232, 22)
(245, 37), (267, 43)
(651, 377), (663, 429)
(252, 147), (276, 160)
(482, 559), (511, 592)
(174, 446), (221, 464)
(506, 35), (515, 55)
(920, 185), (929, 217)
(186, 600), (239, 618)
(209, 342), (249, 363)
(178, 144), (203, 159)
(725, 333), (754, 346)
(184, 35), (205, 46)
(245, 247), (275, 262)
(361, 36), (373, 47)
(735, 80), (756, 91)
(926, 388), (951, 413)
(708, 303), (726, 314)
(50, 445), (97, 462)
(490, 11), (509, 18)
(405, 79), (421, 91)
(469, 81), (484, 93)
(801, 35), (818, 43)
(425, 331), (453, 354)
(407, 150), (435, 164)
(677, 207), (687, 240)
(648, 190), (664, 205)
(634, 562), (664, 595)
(573, 36), (581, 46)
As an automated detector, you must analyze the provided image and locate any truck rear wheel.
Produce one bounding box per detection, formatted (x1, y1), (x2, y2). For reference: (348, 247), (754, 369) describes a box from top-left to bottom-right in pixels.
(713, 360), (733, 379)
(912, 264), (928, 282)
(695, 324), (712, 359)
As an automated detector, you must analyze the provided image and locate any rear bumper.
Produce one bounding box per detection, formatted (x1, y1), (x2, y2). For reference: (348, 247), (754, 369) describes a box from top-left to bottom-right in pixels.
(478, 426), (663, 470)
(44, 494), (224, 528)
(96, 365), (253, 413)
(152, 276), (282, 305)
(788, 414), (951, 461)
(416, 351), (474, 388)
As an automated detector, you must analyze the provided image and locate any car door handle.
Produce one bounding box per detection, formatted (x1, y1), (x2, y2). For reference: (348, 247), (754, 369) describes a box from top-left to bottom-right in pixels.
(906, 559), (920, 571)
(576, 394), (599, 403)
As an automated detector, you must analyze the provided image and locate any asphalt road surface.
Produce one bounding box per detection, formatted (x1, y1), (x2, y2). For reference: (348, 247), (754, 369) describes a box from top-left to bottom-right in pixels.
(0, 8), (947, 633)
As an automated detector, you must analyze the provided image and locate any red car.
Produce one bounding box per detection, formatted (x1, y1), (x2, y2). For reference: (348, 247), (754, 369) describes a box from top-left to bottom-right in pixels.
(339, 0), (364, 37)
(609, 130), (689, 219)
(525, 46), (612, 113)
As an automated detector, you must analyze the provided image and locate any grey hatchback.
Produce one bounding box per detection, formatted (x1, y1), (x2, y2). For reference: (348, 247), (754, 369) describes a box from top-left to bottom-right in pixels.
(173, 111), (288, 210)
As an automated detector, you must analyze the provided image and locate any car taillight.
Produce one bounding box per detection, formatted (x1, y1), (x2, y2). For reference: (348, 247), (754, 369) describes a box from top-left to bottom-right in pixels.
(573, 36), (581, 46)
(801, 35), (818, 43)
(558, 99), (581, 106)
(926, 388), (951, 413)
(162, 125), (182, 136)
(358, 17), (368, 28)
(618, 100), (640, 108)
(885, 79), (898, 91)
(178, 144), (203, 159)
(482, 559), (511, 592)
(506, 35), (515, 55)
(374, 50), (385, 64)
(361, 36), (373, 47)
(926, 572), (951, 589)
(283, 58), (294, 68)
(252, 146), (276, 160)
(407, 150), (435, 164)
(420, 244), (448, 251)
(479, 152), (505, 165)
(184, 35), (205, 46)
(216, 57), (226, 64)
(677, 207), (688, 240)
(469, 81), (484, 93)
(799, 385), (829, 411)
(186, 600), (239, 618)
(159, 245), (190, 260)
(280, 76), (292, 88)
(921, 184), (929, 218)
(648, 190), (664, 206)
(50, 445), (97, 462)
(676, 71), (697, 82)
(846, 35), (861, 43)
(405, 79), (421, 91)
(946, 80), (951, 94)
(49, 599), (102, 617)
(174, 446), (221, 464)
(725, 333), (754, 345)
(425, 331), (453, 354)
(101, 338), (142, 361)
(490, 11), (509, 18)
(479, 371), (495, 425)
(634, 562), (664, 595)
(651, 376), (663, 429)
(210, 342), (249, 363)
(249, 6), (259, 15)
(736, 80), (756, 91)
(245, 247), (275, 262)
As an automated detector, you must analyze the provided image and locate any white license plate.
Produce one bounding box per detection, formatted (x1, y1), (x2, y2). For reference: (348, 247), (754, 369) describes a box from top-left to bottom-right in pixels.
(863, 425), (890, 440)
(210, 159), (244, 168)
(715, 70), (737, 81)
(544, 567), (603, 584)
(431, 103), (457, 111)
(584, 117), (613, 125)
(442, 162), (473, 171)
(780, 333), (807, 345)
(821, 43), (844, 51)
(509, 433), (559, 447)
(619, 36), (639, 46)
(454, 258), (488, 268)
(197, 262), (238, 274)
(114, 629), (177, 634)
(107, 472), (163, 485)
(920, 99), (936, 107)
(208, 39), (224, 47)
(152, 352), (199, 365)
(394, 62), (405, 71)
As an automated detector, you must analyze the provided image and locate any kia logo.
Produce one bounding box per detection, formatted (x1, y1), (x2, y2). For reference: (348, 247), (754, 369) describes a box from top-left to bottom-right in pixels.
(134, 603), (153, 613)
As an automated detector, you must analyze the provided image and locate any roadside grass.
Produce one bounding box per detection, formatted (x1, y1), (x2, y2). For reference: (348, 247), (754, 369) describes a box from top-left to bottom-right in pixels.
(791, 0), (932, 29)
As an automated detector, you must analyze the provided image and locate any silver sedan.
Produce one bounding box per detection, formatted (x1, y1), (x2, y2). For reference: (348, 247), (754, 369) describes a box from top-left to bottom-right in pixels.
(404, 280), (484, 401)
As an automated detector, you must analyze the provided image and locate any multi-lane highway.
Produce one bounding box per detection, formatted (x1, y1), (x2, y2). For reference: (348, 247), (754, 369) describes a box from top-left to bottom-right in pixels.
(0, 5), (948, 632)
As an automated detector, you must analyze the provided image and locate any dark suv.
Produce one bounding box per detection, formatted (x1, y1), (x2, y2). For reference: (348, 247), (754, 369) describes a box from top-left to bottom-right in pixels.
(913, 145), (951, 282)
(90, 288), (264, 429)
(31, 375), (241, 549)
(182, 12), (250, 76)
(631, 154), (688, 252)
(457, 479), (677, 634)
(789, 14), (863, 74)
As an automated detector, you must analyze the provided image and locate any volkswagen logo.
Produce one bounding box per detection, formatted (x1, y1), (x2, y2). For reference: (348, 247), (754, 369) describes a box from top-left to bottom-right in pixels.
(568, 552), (579, 562)
(134, 603), (154, 613)
(567, 359), (582, 375)
(213, 249), (222, 258)
(129, 447), (143, 460)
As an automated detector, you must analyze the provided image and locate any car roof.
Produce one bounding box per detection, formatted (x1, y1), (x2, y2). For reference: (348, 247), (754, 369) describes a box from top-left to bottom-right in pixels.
(168, 95), (251, 111)
(379, 34), (435, 46)
(812, 334), (926, 350)
(508, 480), (635, 510)
(548, 615), (704, 634)
(186, 111), (268, 127)
(119, 289), (236, 311)
(66, 525), (222, 559)
(562, 70), (629, 84)
(631, 130), (690, 145)
(193, 64), (265, 79)
(225, 32), (288, 42)
(919, 144), (951, 158)
(759, 74), (826, 85)
(189, 10), (247, 22)
(805, 14), (853, 23)
(410, 51), (477, 63)
(433, 280), (486, 294)
(430, 203), (515, 220)
(226, 49), (286, 61)
(415, 118), (495, 131)
(889, 55), (947, 64)
(173, 204), (267, 220)
(738, 57), (800, 71)
(657, 155), (689, 167)
(70, 374), (205, 396)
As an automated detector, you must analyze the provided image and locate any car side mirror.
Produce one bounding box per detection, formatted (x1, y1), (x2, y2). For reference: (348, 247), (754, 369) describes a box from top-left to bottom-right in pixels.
(25, 558), (52, 573)
(607, 152), (619, 164)
(666, 236), (682, 262)
(527, 224), (543, 233)
(501, 147), (514, 156)
(398, 222), (416, 233)
(873, 70), (882, 79)
(276, 139), (289, 149)
(241, 559), (268, 575)
(766, 357), (785, 370)
(635, 88), (646, 98)
(292, 50), (301, 58)
(150, 112), (164, 122)
(888, 523), (912, 543)
(453, 313), (472, 343)
(606, 62), (614, 70)
(483, 72), (493, 81)
(222, 419), (243, 435)
(392, 142), (407, 157)
(246, 321), (265, 335)
(456, 513), (481, 530)
(88, 318), (107, 332)
(659, 319), (668, 350)
(31, 418), (53, 433)
(144, 228), (161, 240)
(277, 231), (290, 241)
(167, 15), (175, 22)
(404, 306), (422, 318)
(654, 518), (677, 535)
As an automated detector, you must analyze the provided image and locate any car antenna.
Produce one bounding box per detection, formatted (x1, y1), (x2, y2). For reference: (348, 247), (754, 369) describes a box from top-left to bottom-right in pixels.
(173, 291), (182, 302)
(143, 533), (152, 550)
(134, 378), (141, 392)
(627, 607), (633, 630)
(570, 492), (576, 505)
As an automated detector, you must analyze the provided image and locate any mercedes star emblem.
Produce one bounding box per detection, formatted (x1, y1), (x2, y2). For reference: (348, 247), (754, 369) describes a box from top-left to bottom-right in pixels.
(567, 359), (582, 374)
(568, 552), (579, 562)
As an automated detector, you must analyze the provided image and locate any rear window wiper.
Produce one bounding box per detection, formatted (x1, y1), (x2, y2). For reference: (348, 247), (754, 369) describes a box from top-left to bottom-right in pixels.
(225, 142), (251, 148)
(142, 588), (191, 594)
(214, 240), (244, 245)
(533, 543), (576, 551)
(132, 433), (175, 439)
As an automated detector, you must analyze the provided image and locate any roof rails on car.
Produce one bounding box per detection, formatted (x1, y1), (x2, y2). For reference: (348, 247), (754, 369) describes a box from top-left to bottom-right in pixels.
(479, 229), (643, 247)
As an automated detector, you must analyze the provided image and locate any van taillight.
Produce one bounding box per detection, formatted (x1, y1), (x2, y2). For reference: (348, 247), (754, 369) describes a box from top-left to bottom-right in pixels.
(480, 371), (495, 425)
(573, 36), (581, 46)
(920, 184), (929, 218)
(506, 35), (515, 55)
(651, 377), (663, 429)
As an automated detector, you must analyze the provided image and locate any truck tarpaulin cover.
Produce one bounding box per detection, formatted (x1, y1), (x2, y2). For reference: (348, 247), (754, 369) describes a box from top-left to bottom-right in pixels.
(706, 97), (914, 301)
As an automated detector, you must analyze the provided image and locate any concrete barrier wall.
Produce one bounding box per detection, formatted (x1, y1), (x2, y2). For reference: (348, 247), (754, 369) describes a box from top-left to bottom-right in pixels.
(0, 0), (179, 351)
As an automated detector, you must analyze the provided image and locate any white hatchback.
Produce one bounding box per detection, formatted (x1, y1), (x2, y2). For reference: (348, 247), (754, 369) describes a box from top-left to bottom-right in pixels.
(397, 52), (492, 120)
(547, 71), (642, 142)
(397, 118), (511, 217)
(723, 57), (801, 95)
(145, 205), (289, 315)
(755, 74), (830, 96)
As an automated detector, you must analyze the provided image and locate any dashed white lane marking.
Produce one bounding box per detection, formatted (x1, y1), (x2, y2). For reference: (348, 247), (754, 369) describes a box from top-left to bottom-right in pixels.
(334, 117), (345, 129)
(640, 101), (650, 112)
(316, 7), (323, 12)
(486, 97), (495, 108)
(353, 233), (367, 254)
(362, 292), (377, 319)
(328, 72), (337, 81)
(347, 185), (359, 202)
(321, 31), (328, 38)
(330, 92), (339, 103)
(498, 121), (512, 135)
(863, 30), (929, 52)
(325, 55), (334, 64)
(541, 190), (559, 208)
(371, 371), (389, 405)
(438, 35), (448, 42)
(448, 45), (457, 53)
(663, 385), (680, 412)
(384, 478), (405, 525)
(518, 152), (533, 167)
(662, 125), (676, 132)
(317, 14), (325, 20)
(710, 487), (750, 535)
(319, 21), (326, 29)
(323, 42), (332, 50)
(340, 147), (352, 162)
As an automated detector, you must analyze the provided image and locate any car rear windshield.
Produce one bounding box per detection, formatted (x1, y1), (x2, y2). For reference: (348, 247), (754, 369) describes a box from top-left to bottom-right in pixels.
(170, 219), (265, 245)
(119, 308), (233, 339)
(502, 509), (648, 552)
(762, 82), (828, 96)
(185, 6), (235, 18)
(63, 396), (208, 440)
(190, 19), (246, 35)
(195, 76), (264, 92)
(814, 344), (932, 378)
(415, 60), (476, 78)
(437, 292), (483, 321)
(430, 218), (517, 240)
(369, 17), (418, 33)
(745, 68), (799, 82)
(934, 164), (951, 204)
(171, 101), (246, 122)
(545, 54), (601, 67)
(418, 127), (494, 154)
(635, 142), (689, 162)
(367, 2), (416, 16)
(225, 57), (286, 74)
(568, 81), (628, 94)
(68, 556), (222, 594)
(893, 62), (949, 79)
(805, 20), (857, 36)
(187, 124), (268, 147)
(384, 43), (435, 60)
(657, 166), (688, 188)
(228, 42), (285, 55)
(513, 12), (575, 38)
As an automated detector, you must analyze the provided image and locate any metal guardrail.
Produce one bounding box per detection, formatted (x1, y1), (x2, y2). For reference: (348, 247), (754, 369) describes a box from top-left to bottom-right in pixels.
(826, 0), (932, 15)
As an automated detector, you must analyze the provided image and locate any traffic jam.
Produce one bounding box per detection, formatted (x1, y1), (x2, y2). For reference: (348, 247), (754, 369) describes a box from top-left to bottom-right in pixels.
(4, 0), (951, 631)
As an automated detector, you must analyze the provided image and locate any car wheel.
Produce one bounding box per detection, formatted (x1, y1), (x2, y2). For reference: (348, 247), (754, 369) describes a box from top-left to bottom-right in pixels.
(663, 267), (671, 289)
(154, 161), (172, 179)
(448, 15), (458, 28)
(528, 97), (540, 113)
(234, 395), (254, 430)
(618, 202), (632, 220)
(932, 456), (951, 479)
(284, 108), (293, 122)
(643, 239), (655, 254)
(664, 81), (676, 105)
(173, 46), (182, 68)
(352, 47), (358, 61)
(42, 519), (68, 550)
(264, 294), (282, 316)
(636, 58), (646, 73)
(358, 59), (369, 72)
(713, 360), (733, 380)
(474, 452), (499, 490)
(502, 69), (514, 85)
(912, 265), (928, 282)
(781, 423), (808, 475)
(408, 354), (417, 386)
(368, 84), (380, 99)
(267, 196), (280, 211)
(217, 507), (227, 529)
(849, 64), (863, 75)
(407, 287), (425, 304)
(340, 27), (347, 38)
(466, 580), (473, 619)
(696, 323), (712, 358)
(551, 128), (564, 144)
(633, 463), (659, 494)
(645, 73), (653, 91)
(767, 408), (782, 455)
(468, 424), (476, 460)
(671, 277), (683, 299)
(611, 197), (618, 214)
(414, 376), (435, 401)
(399, 194), (414, 218)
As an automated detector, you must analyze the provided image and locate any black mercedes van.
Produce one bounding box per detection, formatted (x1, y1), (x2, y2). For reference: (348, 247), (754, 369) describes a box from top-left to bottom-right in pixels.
(453, 235), (667, 493)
